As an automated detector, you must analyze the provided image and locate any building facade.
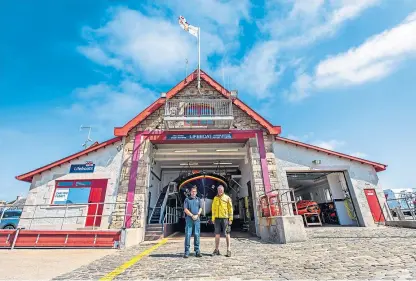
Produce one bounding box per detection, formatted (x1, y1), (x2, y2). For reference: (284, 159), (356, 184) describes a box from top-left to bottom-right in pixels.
(16, 70), (388, 243)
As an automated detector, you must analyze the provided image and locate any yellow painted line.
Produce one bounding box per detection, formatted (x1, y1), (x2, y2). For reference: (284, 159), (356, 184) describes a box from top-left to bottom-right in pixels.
(99, 232), (177, 281)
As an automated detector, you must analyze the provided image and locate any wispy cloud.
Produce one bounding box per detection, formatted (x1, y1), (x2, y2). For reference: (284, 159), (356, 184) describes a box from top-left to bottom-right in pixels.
(227, 0), (379, 100)
(63, 80), (157, 129)
(285, 133), (369, 158)
(311, 139), (346, 151)
(262, 0), (380, 48)
(158, 0), (250, 39)
(285, 11), (416, 101)
(315, 11), (416, 88)
(78, 8), (225, 82)
(350, 152), (368, 158)
(221, 41), (283, 99)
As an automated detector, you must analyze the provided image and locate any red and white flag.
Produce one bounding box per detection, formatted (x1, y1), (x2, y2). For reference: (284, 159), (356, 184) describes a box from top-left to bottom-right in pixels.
(178, 16), (199, 38)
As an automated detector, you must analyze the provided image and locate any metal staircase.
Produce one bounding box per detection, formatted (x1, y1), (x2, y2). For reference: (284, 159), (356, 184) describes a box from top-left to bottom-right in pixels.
(149, 185), (169, 224)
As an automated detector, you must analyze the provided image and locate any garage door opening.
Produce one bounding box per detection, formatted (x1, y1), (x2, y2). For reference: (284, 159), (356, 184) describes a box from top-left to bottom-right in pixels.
(147, 142), (257, 236)
(287, 171), (359, 227)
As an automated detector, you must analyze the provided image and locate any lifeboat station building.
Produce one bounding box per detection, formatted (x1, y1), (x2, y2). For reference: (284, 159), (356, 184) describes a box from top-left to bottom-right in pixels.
(15, 70), (389, 247)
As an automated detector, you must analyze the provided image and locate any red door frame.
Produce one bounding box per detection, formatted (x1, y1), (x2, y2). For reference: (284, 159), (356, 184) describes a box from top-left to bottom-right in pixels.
(364, 189), (385, 223)
(124, 129), (272, 228)
(85, 179), (108, 227)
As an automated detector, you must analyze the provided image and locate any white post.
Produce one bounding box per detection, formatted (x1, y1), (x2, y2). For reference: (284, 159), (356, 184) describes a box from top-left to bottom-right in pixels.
(198, 27), (201, 90)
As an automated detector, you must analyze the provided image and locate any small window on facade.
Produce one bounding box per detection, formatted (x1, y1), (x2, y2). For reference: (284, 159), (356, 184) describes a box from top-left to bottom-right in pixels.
(296, 195), (302, 201)
(53, 187), (91, 205)
(2, 211), (21, 218)
(325, 189), (332, 202)
(76, 181), (91, 186)
(57, 181), (73, 187)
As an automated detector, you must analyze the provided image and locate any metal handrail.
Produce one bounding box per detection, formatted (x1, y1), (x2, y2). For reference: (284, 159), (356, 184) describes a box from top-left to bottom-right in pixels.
(257, 188), (298, 217)
(0, 202), (140, 230)
(163, 206), (180, 224)
(159, 191), (169, 223)
(385, 196), (416, 221)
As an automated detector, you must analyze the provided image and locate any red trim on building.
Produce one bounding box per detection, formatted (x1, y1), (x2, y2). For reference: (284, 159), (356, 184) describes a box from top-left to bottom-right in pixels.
(275, 136), (387, 172)
(16, 137), (122, 182)
(114, 70), (281, 136)
(0, 230), (121, 249)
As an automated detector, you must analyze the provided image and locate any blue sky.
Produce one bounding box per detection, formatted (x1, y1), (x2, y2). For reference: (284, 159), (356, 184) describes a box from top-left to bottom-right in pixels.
(1, 0), (416, 200)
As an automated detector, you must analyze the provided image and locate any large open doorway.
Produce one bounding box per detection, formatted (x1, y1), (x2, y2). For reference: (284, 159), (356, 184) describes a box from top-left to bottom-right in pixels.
(147, 142), (256, 235)
(286, 171), (359, 227)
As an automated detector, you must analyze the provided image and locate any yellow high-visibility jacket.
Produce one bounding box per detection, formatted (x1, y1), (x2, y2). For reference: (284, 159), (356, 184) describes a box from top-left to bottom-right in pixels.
(211, 194), (233, 222)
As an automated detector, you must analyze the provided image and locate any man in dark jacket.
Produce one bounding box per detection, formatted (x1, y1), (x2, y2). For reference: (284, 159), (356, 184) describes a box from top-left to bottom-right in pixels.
(183, 186), (202, 258)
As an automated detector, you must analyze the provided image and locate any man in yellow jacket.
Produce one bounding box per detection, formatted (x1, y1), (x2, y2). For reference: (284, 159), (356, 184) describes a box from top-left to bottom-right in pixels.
(211, 185), (233, 257)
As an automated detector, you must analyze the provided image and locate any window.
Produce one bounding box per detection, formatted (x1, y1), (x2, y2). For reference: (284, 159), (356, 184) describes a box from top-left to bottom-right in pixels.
(53, 181), (91, 205)
(296, 195), (302, 201)
(184, 104), (214, 126)
(2, 211), (22, 218)
(325, 189), (332, 202)
(57, 181), (73, 187)
(309, 192), (314, 201)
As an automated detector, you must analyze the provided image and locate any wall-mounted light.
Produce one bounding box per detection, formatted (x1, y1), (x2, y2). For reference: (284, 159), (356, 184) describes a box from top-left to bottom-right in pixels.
(230, 90), (238, 98)
(312, 160), (321, 164)
(174, 150), (198, 153)
(216, 149), (239, 152)
(180, 163), (198, 166)
(214, 162), (233, 165)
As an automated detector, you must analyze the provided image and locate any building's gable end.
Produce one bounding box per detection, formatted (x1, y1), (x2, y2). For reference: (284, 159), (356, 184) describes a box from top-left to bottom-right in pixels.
(130, 81), (266, 132)
(171, 80), (227, 100)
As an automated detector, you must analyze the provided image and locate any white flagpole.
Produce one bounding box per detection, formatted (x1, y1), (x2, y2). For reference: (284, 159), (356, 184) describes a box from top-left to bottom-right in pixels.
(198, 27), (201, 89)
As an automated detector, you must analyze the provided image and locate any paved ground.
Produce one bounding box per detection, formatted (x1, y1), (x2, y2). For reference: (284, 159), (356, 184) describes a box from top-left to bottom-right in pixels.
(51, 226), (416, 281)
(0, 248), (115, 280)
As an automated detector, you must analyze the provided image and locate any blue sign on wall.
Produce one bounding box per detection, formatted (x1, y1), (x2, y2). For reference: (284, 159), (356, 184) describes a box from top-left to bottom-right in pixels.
(166, 133), (232, 140)
(69, 162), (95, 173)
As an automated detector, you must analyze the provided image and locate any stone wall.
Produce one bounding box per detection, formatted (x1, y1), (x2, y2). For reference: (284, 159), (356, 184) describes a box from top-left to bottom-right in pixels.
(110, 131), (153, 230)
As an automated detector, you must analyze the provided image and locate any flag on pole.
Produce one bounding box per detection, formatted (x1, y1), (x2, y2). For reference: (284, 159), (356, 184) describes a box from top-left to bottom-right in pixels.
(178, 15), (201, 89)
(178, 16), (199, 38)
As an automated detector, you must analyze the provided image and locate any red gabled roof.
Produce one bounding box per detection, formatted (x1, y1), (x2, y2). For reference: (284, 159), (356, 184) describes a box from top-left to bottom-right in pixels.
(275, 136), (387, 172)
(114, 70), (281, 136)
(16, 137), (122, 182)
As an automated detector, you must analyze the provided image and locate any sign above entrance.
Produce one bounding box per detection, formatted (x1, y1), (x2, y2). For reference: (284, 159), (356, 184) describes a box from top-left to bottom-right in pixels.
(166, 133), (232, 140)
(69, 161), (95, 173)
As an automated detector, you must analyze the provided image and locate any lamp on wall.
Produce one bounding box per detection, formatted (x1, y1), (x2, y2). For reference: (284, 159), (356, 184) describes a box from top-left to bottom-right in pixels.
(312, 160), (321, 164)
(230, 90), (238, 98)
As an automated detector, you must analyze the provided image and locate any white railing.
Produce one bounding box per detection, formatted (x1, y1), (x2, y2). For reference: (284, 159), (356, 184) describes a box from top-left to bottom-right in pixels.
(164, 99), (233, 120)
(0, 202), (140, 231)
(163, 206), (180, 224)
(385, 192), (416, 221)
(159, 191), (169, 223)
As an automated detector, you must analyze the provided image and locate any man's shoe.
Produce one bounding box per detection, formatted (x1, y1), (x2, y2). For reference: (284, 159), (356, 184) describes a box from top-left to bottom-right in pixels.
(226, 250), (231, 257)
(183, 254), (189, 258)
(195, 252), (202, 257)
(212, 249), (220, 255)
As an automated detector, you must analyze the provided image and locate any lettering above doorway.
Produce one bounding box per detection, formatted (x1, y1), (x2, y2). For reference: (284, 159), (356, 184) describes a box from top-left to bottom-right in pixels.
(166, 133), (232, 140)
